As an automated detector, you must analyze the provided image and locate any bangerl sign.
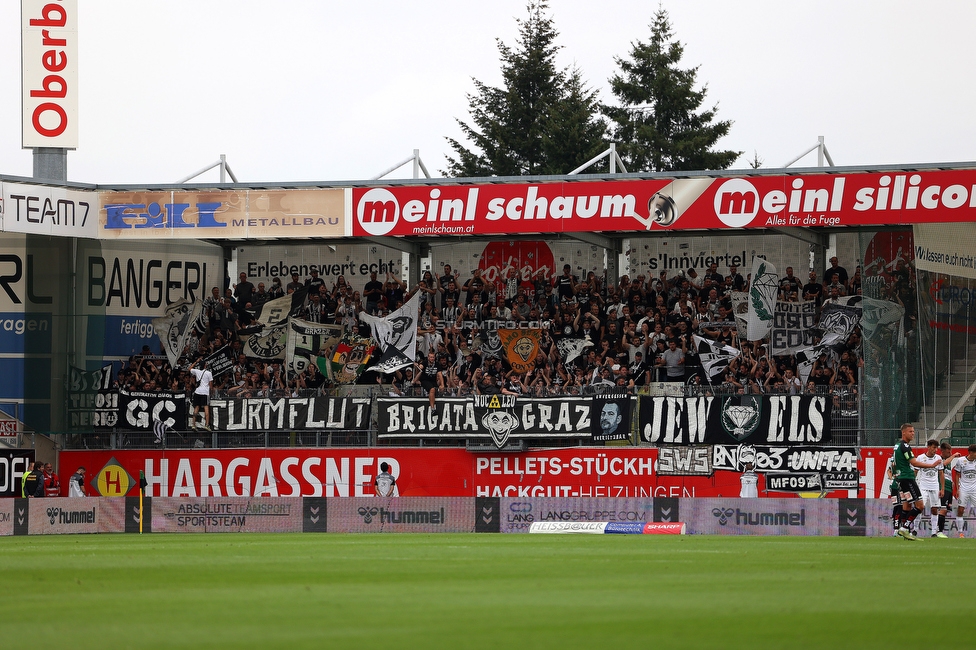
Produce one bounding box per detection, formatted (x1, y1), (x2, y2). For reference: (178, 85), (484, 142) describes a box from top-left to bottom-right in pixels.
(352, 169), (976, 236)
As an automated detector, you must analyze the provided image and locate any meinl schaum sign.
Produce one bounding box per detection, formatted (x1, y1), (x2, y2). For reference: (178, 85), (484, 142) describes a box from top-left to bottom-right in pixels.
(639, 394), (831, 445)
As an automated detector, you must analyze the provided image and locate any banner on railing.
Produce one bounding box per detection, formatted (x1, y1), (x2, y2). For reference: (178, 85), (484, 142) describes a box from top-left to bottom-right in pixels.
(115, 389), (188, 431)
(68, 364), (116, 430)
(112, 392), (370, 432)
(209, 397), (371, 432)
(710, 445), (857, 472)
(376, 396), (596, 444)
(638, 394), (832, 445)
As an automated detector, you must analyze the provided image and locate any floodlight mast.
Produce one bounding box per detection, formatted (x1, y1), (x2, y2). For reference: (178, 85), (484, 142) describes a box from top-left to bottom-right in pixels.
(568, 143), (628, 175)
(177, 154), (239, 184)
(782, 136), (834, 169)
(372, 149), (431, 180)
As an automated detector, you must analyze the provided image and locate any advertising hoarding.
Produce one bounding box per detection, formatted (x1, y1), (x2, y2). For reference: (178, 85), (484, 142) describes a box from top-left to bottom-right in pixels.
(22, 0), (78, 149)
(353, 170), (976, 237)
(98, 189), (345, 240)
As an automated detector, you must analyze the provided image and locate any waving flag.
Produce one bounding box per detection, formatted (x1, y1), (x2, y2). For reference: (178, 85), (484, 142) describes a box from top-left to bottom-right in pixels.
(693, 335), (741, 382)
(359, 292), (419, 374)
(152, 298), (203, 368)
(499, 329), (542, 374)
(746, 256), (778, 341)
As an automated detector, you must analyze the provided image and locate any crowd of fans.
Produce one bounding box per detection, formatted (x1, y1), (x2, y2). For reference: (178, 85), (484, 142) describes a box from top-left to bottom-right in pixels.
(113, 254), (866, 411)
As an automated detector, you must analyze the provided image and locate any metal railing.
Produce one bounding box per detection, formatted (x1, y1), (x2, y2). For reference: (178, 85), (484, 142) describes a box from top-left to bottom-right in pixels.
(58, 383), (862, 450)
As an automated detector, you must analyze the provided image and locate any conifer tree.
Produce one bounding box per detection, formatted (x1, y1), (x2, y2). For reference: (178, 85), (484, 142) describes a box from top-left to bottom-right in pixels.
(604, 8), (740, 172)
(445, 2), (606, 177)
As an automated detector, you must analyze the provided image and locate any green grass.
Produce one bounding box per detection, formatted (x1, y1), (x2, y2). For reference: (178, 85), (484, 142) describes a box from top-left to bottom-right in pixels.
(3, 534), (975, 649)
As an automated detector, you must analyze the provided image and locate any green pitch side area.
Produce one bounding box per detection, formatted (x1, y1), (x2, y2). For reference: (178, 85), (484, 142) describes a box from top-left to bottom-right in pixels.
(2, 534), (974, 649)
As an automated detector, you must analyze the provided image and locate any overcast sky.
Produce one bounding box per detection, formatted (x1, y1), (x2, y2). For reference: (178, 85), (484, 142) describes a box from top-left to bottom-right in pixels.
(1, 0), (974, 185)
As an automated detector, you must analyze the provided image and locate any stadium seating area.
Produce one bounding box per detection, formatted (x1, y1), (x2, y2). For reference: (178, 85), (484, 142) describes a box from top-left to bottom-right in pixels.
(116, 257), (873, 406)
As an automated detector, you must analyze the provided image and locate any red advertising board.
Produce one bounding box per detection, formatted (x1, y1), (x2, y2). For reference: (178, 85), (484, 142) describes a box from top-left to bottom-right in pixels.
(60, 447), (904, 500)
(352, 169), (976, 237)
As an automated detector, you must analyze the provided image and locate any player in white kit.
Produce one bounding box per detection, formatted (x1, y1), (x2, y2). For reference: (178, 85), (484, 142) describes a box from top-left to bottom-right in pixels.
(952, 444), (976, 538)
(739, 461), (759, 498)
(915, 440), (946, 538)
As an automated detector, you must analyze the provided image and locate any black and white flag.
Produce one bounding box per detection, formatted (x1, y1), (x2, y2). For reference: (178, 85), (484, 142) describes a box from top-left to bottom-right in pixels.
(819, 296), (862, 349)
(242, 287), (311, 359)
(792, 345), (824, 385)
(249, 286), (309, 327)
(746, 257), (778, 341)
(152, 418), (168, 444)
(286, 318), (343, 378)
(358, 292), (419, 374)
(203, 344), (236, 379)
(152, 298), (203, 368)
(693, 335), (740, 382)
(557, 336), (592, 365)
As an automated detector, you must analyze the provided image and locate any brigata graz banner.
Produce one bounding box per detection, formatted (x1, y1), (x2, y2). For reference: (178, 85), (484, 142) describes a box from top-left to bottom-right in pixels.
(376, 396), (596, 444)
(353, 169), (976, 237)
(209, 396), (370, 432)
(639, 394), (831, 445)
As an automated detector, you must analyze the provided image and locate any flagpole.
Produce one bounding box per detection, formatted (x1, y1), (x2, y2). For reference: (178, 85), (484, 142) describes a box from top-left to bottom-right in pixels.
(139, 470), (147, 534)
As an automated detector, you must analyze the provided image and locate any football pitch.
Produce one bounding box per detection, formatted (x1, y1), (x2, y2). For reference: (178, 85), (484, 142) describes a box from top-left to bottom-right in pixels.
(3, 533), (975, 649)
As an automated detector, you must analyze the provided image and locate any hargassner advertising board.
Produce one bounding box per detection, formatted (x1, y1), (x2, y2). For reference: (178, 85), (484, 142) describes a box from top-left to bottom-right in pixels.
(22, 0), (78, 149)
(352, 169), (976, 236)
(98, 189), (345, 239)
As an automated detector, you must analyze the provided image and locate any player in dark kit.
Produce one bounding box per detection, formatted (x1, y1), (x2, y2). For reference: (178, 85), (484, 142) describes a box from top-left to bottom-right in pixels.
(886, 456), (903, 536)
(937, 441), (962, 536)
(891, 424), (942, 540)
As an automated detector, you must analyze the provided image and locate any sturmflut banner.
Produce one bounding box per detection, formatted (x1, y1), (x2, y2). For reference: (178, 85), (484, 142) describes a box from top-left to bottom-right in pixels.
(638, 394), (832, 446)
(112, 393), (370, 432)
(209, 397), (371, 432)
